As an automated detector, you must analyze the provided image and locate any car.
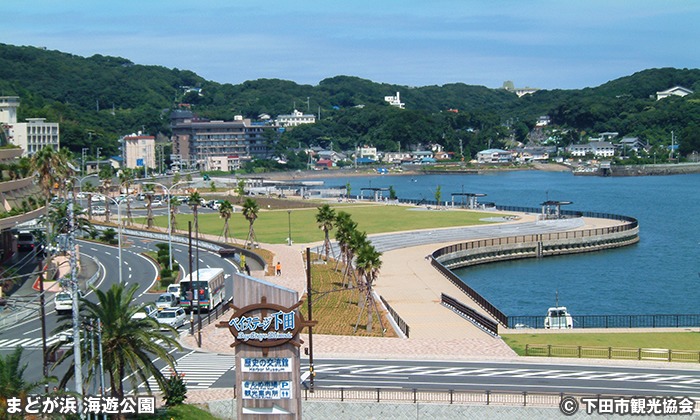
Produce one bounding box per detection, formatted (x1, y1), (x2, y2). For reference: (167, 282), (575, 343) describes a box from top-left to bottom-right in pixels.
(156, 307), (187, 330)
(131, 303), (158, 320)
(203, 174), (211, 181)
(54, 290), (82, 314)
(151, 200), (164, 207)
(167, 284), (181, 302)
(92, 206), (106, 215)
(155, 292), (179, 310)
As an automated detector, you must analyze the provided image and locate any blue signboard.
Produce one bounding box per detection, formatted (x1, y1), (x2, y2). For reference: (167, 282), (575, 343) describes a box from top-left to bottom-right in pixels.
(136, 158), (144, 167)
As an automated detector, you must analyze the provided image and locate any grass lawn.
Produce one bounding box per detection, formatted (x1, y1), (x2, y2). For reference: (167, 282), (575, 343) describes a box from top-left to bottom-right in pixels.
(298, 256), (398, 337)
(502, 332), (700, 356)
(135, 203), (499, 244)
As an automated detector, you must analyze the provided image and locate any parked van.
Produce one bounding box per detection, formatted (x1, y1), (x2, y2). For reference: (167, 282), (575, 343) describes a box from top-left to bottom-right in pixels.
(55, 290), (82, 314)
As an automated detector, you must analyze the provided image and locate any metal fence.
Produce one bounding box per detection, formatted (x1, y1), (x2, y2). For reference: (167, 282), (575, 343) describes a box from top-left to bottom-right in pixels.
(508, 314), (700, 330)
(430, 257), (508, 326)
(441, 293), (498, 336)
(379, 295), (410, 338)
(525, 344), (700, 363)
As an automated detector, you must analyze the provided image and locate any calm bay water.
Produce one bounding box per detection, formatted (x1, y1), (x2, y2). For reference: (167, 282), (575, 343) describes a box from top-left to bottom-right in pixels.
(310, 171), (700, 316)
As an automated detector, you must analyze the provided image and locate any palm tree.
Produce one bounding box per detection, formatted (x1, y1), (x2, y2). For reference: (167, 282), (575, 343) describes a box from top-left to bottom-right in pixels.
(98, 165), (113, 222)
(347, 228), (368, 303)
(241, 198), (259, 249)
(169, 196), (181, 233)
(355, 242), (384, 333)
(0, 346), (52, 417)
(334, 212), (357, 285)
(84, 181), (96, 219)
(49, 283), (180, 398)
(188, 191), (202, 238)
(316, 204), (336, 261)
(118, 168), (134, 225)
(145, 183), (155, 229)
(219, 199), (234, 243)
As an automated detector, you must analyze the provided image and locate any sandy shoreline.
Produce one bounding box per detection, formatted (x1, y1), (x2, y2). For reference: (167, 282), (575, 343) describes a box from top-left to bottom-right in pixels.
(258, 162), (571, 181)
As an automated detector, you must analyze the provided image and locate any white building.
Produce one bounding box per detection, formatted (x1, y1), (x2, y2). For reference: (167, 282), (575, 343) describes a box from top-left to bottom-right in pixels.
(275, 109), (316, 127)
(123, 134), (155, 169)
(0, 97), (60, 156)
(206, 155), (241, 172)
(656, 86), (694, 100)
(358, 145), (378, 161)
(476, 149), (513, 163)
(567, 141), (615, 157)
(384, 92), (405, 109)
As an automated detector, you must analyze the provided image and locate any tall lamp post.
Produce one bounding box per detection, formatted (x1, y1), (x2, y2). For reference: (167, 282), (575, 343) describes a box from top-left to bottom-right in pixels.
(287, 210), (292, 246)
(92, 192), (125, 284)
(142, 181), (191, 271)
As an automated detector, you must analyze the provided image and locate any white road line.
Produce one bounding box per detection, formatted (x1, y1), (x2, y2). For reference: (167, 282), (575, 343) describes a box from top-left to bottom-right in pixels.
(23, 327), (42, 335)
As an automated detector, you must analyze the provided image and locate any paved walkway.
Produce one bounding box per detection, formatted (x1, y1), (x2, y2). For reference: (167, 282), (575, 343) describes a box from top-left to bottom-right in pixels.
(181, 210), (627, 359)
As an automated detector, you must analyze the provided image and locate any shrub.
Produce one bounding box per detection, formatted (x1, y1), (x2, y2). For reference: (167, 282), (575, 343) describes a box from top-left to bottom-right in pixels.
(163, 371), (187, 407)
(160, 268), (172, 279)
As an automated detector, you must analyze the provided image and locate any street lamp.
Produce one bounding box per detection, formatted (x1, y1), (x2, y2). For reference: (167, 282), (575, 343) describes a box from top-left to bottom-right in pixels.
(142, 181), (191, 271)
(92, 192), (125, 284)
(287, 210), (292, 246)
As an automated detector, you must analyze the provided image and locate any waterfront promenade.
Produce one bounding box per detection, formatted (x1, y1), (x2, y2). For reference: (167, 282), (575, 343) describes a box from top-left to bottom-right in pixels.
(181, 209), (625, 360)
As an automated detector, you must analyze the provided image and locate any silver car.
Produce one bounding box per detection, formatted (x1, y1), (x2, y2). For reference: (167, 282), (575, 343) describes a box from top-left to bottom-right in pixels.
(156, 308), (187, 330)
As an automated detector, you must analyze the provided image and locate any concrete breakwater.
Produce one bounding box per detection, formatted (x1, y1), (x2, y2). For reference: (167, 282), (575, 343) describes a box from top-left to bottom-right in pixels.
(431, 213), (639, 327)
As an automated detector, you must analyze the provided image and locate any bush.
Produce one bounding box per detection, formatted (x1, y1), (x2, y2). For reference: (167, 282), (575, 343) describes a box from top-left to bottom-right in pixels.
(160, 268), (172, 279)
(160, 278), (174, 289)
(163, 371), (187, 407)
(158, 255), (170, 268)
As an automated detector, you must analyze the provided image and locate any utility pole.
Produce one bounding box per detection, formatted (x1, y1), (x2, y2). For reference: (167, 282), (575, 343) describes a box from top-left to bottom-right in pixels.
(69, 197), (84, 417)
(306, 248), (314, 392)
(81, 148), (88, 175)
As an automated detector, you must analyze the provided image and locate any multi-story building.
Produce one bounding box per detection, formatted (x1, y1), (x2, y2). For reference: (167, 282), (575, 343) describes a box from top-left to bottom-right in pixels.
(170, 111), (277, 167)
(567, 141), (615, 158)
(275, 109), (315, 127)
(123, 133), (155, 169)
(1, 97), (60, 156)
(206, 155), (241, 172)
(384, 92), (405, 109)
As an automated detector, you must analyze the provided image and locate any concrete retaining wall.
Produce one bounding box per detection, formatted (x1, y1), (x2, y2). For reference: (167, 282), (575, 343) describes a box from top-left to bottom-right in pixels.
(204, 399), (655, 419)
(439, 227), (639, 271)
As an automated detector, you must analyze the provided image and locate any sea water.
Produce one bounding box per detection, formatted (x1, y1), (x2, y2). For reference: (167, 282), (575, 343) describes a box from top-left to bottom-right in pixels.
(309, 171), (700, 316)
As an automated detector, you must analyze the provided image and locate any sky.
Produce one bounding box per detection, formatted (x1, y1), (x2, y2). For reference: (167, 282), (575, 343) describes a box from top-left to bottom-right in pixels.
(2, 1), (699, 90)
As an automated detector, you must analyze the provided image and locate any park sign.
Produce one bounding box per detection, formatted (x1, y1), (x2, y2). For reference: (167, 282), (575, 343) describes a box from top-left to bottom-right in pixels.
(226, 297), (315, 351)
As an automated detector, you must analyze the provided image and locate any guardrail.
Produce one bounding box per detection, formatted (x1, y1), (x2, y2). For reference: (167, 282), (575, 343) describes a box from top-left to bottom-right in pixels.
(430, 257), (508, 326)
(379, 295), (410, 338)
(509, 314), (700, 329)
(525, 344), (700, 363)
(441, 293), (498, 336)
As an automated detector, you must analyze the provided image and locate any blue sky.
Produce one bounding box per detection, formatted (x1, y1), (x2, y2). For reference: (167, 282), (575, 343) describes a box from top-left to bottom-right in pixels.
(3, 1), (699, 89)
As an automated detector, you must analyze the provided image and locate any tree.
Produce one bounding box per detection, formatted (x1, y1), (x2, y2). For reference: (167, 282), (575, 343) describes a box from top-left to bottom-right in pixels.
(434, 185), (442, 208)
(145, 183), (155, 229)
(235, 179), (246, 203)
(241, 198), (260, 249)
(98, 165), (113, 222)
(118, 168), (134, 225)
(219, 199), (234, 243)
(48, 283), (181, 399)
(355, 242), (384, 333)
(345, 182), (352, 201)
(316, 204), (336, 261)
(334, 211), (357, 286)
(188, 191), (202, 238)
(84, 181), (96, 219)
(389, 185), (397, 200)
(0, 346), (52, 418)
(169, 196), (181, 233)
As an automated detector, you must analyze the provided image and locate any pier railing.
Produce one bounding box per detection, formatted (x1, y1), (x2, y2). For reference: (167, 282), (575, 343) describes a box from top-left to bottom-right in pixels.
(441, 293), (498, 336)
(509, 313), (700, 330)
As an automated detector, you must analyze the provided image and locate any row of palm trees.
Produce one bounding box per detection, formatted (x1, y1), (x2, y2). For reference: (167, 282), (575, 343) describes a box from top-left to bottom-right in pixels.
(316, 204), (385, 333)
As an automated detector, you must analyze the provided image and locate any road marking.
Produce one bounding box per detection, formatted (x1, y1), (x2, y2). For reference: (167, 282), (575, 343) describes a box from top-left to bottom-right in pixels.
(23, 327), (42, 335)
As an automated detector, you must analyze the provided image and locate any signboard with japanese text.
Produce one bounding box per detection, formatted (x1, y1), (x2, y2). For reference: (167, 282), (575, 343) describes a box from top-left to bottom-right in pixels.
(217, 272), (315, 419)
(242, 381), (293, 400)
(242, 357), (293, 373)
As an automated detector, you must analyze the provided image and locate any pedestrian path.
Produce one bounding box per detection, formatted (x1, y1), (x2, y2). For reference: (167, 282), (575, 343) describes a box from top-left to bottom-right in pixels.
(140, 351), (236, 391)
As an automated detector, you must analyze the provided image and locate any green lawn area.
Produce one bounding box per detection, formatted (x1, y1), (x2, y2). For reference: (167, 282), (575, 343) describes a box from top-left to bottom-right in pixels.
(136, 204), (499, 244)
(502, 332), (700, 356)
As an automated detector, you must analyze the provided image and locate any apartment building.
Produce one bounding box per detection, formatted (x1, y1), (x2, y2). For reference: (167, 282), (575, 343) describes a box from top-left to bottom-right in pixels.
(1, 97), (59, 155)
(123, 134), (156, 169)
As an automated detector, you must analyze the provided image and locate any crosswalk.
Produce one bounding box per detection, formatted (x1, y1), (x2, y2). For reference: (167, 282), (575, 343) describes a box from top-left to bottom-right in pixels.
(0, 334), (66, 350)
(141, 351), (236, 391)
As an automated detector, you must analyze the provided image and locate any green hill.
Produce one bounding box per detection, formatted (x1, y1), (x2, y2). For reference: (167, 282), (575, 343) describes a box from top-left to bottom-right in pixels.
(1, 43), (700, 160)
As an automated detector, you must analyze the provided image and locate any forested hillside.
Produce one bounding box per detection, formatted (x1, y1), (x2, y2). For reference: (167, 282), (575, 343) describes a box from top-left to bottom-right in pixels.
(1, 43), (700, 159)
